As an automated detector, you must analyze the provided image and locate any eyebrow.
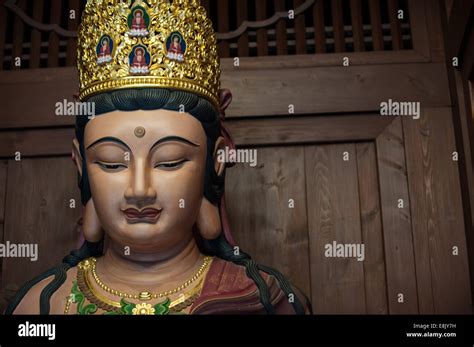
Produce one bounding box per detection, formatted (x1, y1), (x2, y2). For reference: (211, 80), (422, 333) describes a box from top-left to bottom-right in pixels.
(86, 135), (200, 151)
(150, 136), (200, 150)
(86, 137), (131, 151)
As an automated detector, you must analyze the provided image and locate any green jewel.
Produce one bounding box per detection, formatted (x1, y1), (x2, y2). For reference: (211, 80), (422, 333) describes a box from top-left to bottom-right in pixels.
(70, 281), (98, 315)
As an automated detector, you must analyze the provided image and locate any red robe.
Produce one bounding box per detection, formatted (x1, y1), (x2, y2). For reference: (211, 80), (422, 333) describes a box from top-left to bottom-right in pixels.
(190, 257), (310, 314)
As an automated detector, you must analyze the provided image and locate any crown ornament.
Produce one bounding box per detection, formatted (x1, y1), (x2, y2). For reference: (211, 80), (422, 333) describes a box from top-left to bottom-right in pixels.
(77, 0), (221, 108)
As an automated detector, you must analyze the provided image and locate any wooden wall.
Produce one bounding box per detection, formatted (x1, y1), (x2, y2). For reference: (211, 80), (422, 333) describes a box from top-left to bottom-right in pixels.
(0, 0), (472, 314)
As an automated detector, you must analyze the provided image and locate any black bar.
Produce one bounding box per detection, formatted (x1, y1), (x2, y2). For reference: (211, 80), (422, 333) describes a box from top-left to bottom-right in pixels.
(0, 315), (472, 345)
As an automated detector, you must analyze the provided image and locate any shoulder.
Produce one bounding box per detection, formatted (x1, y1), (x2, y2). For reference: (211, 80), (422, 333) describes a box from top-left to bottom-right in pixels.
(10, 266), (78, 315)
(192, 257), (311, 314)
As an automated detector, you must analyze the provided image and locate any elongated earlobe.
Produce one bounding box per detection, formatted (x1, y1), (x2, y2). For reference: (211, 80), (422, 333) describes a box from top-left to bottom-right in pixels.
(196, 197), (222, 240)
(83, 199), (104, 242)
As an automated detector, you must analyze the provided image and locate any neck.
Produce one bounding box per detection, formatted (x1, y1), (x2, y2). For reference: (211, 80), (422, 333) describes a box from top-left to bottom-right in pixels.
(97, 234), (204, 288)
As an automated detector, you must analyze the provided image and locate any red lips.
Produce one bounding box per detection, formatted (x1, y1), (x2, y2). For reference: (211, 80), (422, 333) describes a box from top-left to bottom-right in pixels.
(122, 207), (161, 222)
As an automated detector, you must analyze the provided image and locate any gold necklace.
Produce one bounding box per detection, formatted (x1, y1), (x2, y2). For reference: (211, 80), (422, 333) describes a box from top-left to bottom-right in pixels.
(68, 256), (213, 315)
(90, 256), (212, 301)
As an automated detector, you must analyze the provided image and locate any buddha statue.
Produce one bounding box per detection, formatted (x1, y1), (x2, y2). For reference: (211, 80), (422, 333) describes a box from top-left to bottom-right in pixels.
(5, 0), (311, 315)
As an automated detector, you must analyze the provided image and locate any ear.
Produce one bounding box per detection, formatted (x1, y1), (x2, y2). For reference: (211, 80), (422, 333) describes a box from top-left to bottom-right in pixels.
(83, 198), (104, 243)
(72, 138), (83, 177)
(195, 198), (221, 240)
(213, 136), (226, 175)
(195, 136), (226, 240)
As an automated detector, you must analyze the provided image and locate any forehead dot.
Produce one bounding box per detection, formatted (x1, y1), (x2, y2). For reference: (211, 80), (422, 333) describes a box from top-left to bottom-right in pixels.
(134, 126), (146, 138)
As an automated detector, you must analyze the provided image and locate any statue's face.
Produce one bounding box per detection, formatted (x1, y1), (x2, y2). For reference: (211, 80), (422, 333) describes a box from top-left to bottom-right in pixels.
(83, 109), (207, 253)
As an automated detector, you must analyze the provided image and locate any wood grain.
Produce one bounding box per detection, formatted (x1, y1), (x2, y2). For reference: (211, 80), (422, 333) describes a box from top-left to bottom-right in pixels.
(331, 0), (344, 52)
(274, 0), (287, 55)
(294, 0), (307, 54)
(217, 0), (230, 58)
(387, 0), (402, 50)
(403, 108), (472, 313)
(424, 0), (446, 62)
(0, 0), (8, 70)
(313, 0), (326, 53)
(0, 160), (8, 291)
(66, 0), (81, 66)
(375, 117), (418, 313)
(236, 0), (249, 57)
(305, 144), (366, 313)
(48, 0), (62, 67)
(0, 63), (451, 127)
(255, 0), (268, 56)
(350, 0), (364, 52)
(407, 0), (431, 59)
(368, 0), (383, 51)
(226, 146), (311, 299)
(11, 0), (25, 70)
(29, 0), (44, 69)
(356, 142), (388, 314)
(0, 115), (393, 158)
(222, 63), (451, 117)
(1, 158), (81, 291)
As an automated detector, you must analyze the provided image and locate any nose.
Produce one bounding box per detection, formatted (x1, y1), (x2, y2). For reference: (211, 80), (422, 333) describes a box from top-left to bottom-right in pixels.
(124, 158), (157, 206)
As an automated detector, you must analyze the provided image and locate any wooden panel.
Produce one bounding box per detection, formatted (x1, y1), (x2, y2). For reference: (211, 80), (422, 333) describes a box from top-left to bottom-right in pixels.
(0, 127), (75, 158)
(223, 63), (451, 117)
(424, 0), (445, 62)
(294, 0), (306, 54)
(375, 117), (418, 313)
(368, 0), (383, 51)
(66, 0), (81, 66)
(11, 0), (25, 70)
(403, 108), (472, 313)
(0, 160), (8, 291)
(350, 0), (364, 52)
(236, 0), (249, 57)
(0, 0), (8, 70)
(30, 0), (44, 69)
(274, 0), (287, 56)
(331, 0), (344, 53)
(226, 147), (311, 298)
(0, 115), (394, 158)
(255, 0), (268, 56)
(446, 0), (473, 59)
(460, 23), (474, 80)
(217, 0), (229, 58)
(1, 158), (81, 290)
(305, 144), (366, 313)
(408, 0), (430, 59)
(0, 68), (79, 129)
(0, 63), (450, 126)
(387, 0), (402, 50)
(219, 51), (431, 69)
(48, 0), (62, 67)
(313, 0), (326, 53)
(0, 160), (7, 225)
(356, 143), (388, 314)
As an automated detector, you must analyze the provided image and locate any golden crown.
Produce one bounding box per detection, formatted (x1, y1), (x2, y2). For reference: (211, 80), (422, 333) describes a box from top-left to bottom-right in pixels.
(77, 0), (220, 108)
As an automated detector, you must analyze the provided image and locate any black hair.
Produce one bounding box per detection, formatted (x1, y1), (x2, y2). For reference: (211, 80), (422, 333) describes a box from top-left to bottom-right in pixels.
(5, 89), (308, 315)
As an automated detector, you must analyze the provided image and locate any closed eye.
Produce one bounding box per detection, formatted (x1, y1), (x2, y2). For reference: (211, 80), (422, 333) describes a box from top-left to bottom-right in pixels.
(154, 159), (188, 170)
(94, 162), (128, 171)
